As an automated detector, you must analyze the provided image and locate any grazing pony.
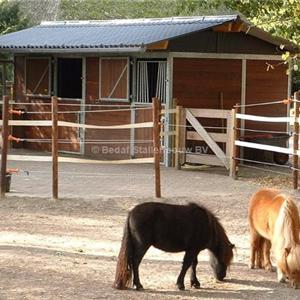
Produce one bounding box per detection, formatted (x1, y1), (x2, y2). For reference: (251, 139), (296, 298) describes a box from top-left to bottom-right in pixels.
(248, 188), (300, 288)
(114, 202), (234, 290)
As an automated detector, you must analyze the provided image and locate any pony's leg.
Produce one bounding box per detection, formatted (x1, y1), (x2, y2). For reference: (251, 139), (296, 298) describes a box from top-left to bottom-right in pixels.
(177, 250), (198, 290)
(249, 228), (261, 269)
(277, 266), (286, 283)
(190, 257), (200, 289)
(262, 239), (273, 271)
(132, 244), (149, 290)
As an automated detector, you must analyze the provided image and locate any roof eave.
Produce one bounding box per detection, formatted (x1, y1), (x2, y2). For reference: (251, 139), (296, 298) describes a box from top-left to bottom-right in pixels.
(245, 26), (298, 53)
(0, 46), (145, 54)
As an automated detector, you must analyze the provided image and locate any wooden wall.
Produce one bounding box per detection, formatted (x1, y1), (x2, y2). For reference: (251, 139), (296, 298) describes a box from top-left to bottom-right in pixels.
(173, 58), (242, 109)
(173, 57), (289, 158)
(245, 60), (288, 132)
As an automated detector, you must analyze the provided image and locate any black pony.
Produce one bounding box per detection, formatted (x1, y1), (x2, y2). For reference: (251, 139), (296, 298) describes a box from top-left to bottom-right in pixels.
(114, 202), (234, 290)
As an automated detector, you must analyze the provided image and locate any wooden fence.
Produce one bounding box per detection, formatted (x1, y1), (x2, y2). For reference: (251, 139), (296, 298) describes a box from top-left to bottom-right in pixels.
(0, 96), (169, 199)
(174, 92), (300, 190)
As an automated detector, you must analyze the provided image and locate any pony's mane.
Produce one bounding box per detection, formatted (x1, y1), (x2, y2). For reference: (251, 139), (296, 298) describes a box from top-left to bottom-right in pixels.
(274, 195), (300, 247)
(273, 195), (300, 272)
(188, 202), (233, 265)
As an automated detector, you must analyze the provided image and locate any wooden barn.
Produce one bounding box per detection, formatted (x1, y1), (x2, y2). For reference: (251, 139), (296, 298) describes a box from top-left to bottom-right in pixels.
(0, 14), (297, 167)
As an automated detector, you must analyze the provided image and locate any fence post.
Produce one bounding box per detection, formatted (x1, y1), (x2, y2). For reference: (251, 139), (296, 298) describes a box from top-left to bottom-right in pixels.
(293, 92), (300, 189)
(175, 104), (182, 169)
(152, 97), (161, 198)
(178, 107), (186, 169)
(52, 96), (58, 199)
(230, 106), (237, 179)
(0, 96), (9, 198)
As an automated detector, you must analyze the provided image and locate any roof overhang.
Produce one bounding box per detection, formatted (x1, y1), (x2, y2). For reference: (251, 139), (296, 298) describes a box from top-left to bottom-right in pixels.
(0, 46), (145, 54)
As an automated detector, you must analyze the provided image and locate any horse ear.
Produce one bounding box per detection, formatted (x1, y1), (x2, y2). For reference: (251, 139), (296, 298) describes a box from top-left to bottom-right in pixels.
(229, 243), (235, 249)
(284, 247), (291, 257)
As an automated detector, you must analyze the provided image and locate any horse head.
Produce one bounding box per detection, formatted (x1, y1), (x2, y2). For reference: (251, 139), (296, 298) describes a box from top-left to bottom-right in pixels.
(209, 242), (235, 281)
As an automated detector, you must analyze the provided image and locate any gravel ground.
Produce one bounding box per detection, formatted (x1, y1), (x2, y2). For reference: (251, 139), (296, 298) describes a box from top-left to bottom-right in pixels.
(0, 152), (300, 299)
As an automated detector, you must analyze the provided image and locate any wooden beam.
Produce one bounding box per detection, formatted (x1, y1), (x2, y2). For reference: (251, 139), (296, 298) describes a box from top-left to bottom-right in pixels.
(187, 131), (227, 143)
(213, 22), (232, 32)
(213, 21), (245, 33)
(175, 104), (181, 169)
(152, 97), (161, 198)
(2, 63), (6, 97)
(146, 40), (169, 50)
(189, 108), (230, 119)
(52, 96), (58, 200)
(0, 96), (9, 198)
(186, 153), (224, 167)
(229, 108), (237, 179)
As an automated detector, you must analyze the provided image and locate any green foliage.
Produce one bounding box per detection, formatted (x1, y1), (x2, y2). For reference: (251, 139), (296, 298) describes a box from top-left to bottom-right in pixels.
(0, 0), (29, 35)
(57, 0), (300, 46)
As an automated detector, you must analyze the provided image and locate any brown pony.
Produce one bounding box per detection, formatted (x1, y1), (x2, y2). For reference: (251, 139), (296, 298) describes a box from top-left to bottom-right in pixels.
(248, 188), (300, 288)
(114, 202), (234, 290)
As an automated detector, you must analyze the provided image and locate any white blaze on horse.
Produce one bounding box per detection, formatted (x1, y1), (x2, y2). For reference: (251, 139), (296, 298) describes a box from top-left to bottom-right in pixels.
(248, 188), (300, 288)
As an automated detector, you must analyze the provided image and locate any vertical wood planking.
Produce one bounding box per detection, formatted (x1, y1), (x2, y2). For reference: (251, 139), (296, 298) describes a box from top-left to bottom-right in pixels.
(293, 92), (300, 189)
(52, 96), (58, 199)
(0, 96), (9, 197)
(152, 97), (161, 198)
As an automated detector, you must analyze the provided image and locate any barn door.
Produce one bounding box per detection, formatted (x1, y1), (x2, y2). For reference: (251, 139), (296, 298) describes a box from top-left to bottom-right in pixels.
(99, 58), (129, 101)
(56, 57), (84, 154)
(135, 60), (167, 163)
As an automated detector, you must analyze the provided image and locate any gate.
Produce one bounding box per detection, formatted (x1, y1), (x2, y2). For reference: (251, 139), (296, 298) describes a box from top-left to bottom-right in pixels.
(175, 107), (233, 170)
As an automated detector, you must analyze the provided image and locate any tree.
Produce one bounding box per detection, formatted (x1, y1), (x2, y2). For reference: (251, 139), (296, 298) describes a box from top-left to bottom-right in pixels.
(0, 0), (29, 35)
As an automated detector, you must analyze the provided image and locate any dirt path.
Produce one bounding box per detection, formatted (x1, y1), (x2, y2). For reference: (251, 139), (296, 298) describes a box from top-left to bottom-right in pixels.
(1, 184), (300, 299)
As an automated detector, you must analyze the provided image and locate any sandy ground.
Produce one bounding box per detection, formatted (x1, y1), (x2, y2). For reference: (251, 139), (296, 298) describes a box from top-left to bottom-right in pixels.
(0, 155), (300, 299)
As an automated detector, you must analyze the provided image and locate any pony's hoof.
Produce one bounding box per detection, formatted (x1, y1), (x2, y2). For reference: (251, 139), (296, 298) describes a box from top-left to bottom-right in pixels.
(249, 263), (255, 269)
(265, 265), (275, 272)
(191, 281), (201, 289)
(135, 284), (144, 291)
(176, 283), (185, 290)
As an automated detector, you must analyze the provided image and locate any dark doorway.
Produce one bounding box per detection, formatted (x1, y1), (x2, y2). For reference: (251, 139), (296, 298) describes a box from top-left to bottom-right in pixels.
(57, 58), (82, 99)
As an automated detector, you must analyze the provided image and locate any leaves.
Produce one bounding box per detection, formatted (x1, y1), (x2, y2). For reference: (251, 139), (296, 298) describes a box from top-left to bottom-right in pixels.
(0, 0), (29, 35)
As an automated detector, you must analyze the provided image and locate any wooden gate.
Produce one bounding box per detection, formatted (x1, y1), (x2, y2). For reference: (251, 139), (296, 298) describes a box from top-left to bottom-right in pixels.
(175, 107), (234, 170)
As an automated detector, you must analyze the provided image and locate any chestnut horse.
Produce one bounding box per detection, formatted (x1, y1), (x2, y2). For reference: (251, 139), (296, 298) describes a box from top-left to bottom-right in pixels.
(249, 188), (300, 288)
(114, 202), (234, 290)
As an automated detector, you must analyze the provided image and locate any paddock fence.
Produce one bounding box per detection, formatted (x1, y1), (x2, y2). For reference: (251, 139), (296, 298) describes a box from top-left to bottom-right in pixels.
(172, 92), (300, 189)
(0, 96), (177, 198)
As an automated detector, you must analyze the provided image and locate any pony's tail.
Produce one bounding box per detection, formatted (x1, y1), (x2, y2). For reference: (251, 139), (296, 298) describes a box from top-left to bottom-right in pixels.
(113, 214), (133, 289)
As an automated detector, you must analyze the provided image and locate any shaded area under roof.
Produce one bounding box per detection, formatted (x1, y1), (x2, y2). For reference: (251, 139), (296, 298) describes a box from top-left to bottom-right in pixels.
(0, 15), (297, 53)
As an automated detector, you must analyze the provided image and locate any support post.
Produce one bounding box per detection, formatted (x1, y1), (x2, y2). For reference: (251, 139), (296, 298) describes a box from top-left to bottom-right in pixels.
(230, 106), (238, 179)
(175, 104), (181, 169)
(0, 96), (9, 197)
(293, 92), (300, 189)
(2, 63), (6, 97)
(152, 97), (161, 198)
(179, 107), (186, 169)
(52, 96), (58, 199)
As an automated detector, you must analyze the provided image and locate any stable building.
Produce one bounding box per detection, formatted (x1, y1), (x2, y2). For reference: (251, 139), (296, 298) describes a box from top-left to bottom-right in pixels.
(0, 14), (296, 166)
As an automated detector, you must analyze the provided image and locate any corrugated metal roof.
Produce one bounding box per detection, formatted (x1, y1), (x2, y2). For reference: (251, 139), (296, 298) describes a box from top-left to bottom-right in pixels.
(0, 15), (238, 52)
